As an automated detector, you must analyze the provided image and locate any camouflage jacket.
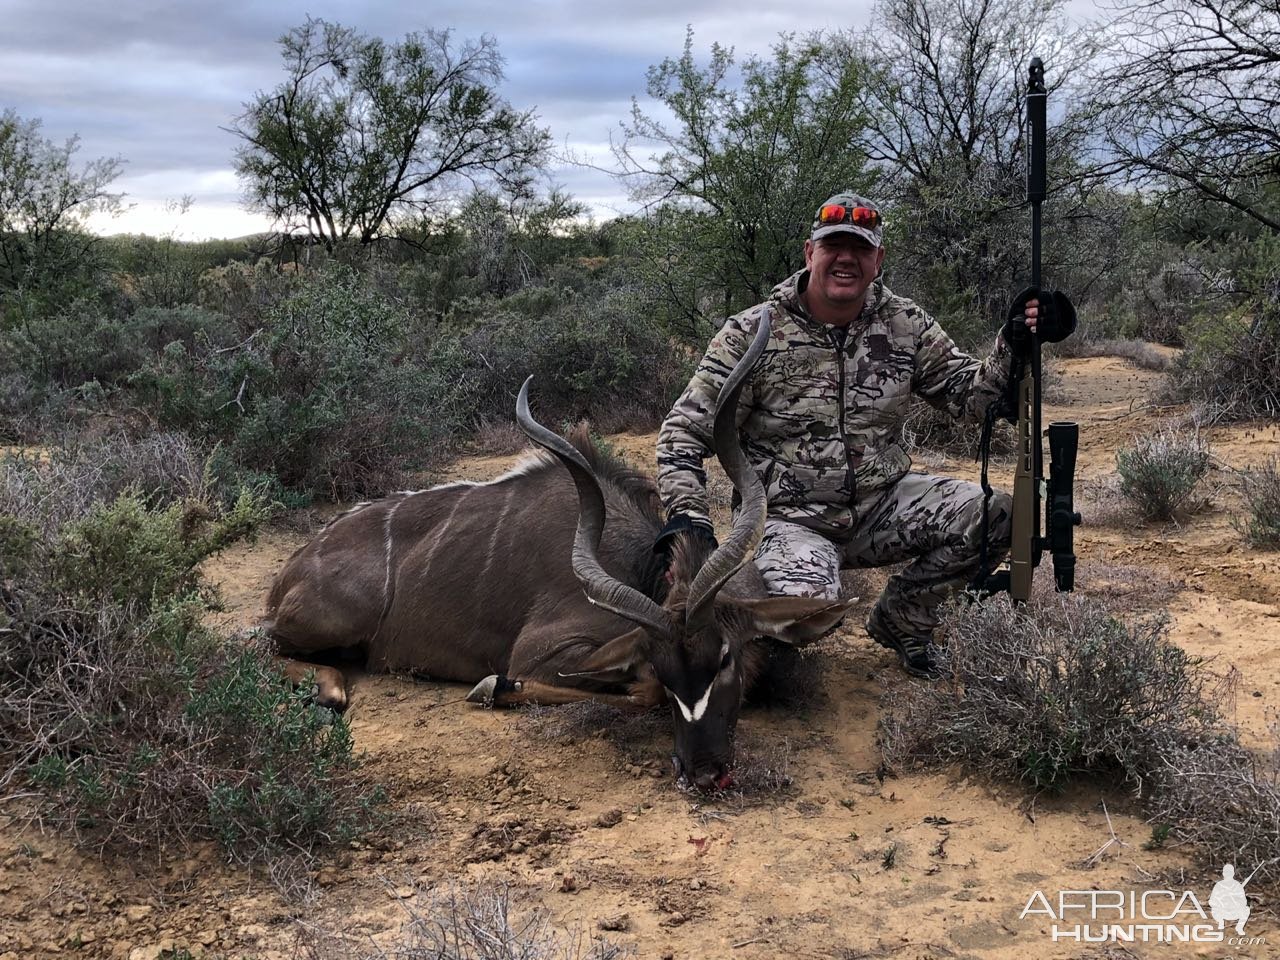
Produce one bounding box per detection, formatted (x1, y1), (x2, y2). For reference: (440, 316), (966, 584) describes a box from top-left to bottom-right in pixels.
(657, 270), (1016, 541)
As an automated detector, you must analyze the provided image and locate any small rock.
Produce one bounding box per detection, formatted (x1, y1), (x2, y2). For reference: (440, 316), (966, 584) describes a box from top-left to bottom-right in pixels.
(688, 879), (702, 890)
(598, 913), (630, 932)
(390, 886), (415, 900)
(123, 906), (153, 923)
(595, 809), (623, 829)
(510, 841), (527, 854)
(559, 874), (577, 893)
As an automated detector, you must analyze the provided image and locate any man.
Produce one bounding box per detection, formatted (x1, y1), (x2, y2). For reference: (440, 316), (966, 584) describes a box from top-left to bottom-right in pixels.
(655, 192), (1075, 676)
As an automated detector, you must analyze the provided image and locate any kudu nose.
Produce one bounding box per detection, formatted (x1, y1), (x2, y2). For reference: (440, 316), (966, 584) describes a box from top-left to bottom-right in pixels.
(692, 765), (734, 792)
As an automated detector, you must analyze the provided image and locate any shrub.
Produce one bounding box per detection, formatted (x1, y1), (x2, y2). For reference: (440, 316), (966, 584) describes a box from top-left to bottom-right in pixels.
(879, 583), (1236, 794)
(1147, 734), (1280, 888)
(197, 258), (300, 331)
(0, 437), (383, 860)
(1115, 425), (1211, 521)
(1169, 306), (1280, 422)
(1236, 456), (1280, 549)
(139, 265), (445, 498)
(0, 430), (231, 535)
(1166, 232), (1280, 422)
(438, 281), (692, 434)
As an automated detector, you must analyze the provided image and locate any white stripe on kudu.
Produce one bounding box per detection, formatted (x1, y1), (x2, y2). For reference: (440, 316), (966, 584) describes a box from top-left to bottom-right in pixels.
(673, 681), (714, 724)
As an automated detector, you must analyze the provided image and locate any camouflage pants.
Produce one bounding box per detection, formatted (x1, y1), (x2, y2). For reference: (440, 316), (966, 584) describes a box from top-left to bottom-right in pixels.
(753, 474), (1012, 640)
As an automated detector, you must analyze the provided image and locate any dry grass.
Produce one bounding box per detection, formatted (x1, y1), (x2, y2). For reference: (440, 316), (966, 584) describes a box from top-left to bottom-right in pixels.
(1050, 337), (1171, 371)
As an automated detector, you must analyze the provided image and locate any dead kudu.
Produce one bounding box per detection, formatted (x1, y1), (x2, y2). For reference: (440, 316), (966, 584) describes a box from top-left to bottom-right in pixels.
(266, 314), (853, 789)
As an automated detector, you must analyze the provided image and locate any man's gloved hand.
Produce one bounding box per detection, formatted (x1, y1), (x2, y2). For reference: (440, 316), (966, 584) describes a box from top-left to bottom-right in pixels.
(653, 513), (718, 556)
(1003, 287), (1078, 357)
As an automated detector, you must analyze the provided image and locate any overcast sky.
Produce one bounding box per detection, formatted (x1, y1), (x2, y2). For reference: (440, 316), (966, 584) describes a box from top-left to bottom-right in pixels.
(2, 0), (1098, 239)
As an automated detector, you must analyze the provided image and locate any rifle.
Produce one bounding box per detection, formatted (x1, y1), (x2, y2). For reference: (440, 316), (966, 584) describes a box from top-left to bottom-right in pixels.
(974, 57), (1081, 601)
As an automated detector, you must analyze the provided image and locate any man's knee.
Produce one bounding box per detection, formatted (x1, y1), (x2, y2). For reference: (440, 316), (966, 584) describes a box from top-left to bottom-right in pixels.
(754, 519), (842, 600)
(986, 490), (1013, 545)
(755, 562), (842, 600)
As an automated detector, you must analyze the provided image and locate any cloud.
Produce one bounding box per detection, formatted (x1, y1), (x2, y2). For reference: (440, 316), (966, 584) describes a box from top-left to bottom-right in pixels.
(8, 0), (1095, 239)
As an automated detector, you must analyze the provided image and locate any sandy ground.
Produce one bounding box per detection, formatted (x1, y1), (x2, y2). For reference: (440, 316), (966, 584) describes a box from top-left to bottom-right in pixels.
(3, 355), (1278, 960)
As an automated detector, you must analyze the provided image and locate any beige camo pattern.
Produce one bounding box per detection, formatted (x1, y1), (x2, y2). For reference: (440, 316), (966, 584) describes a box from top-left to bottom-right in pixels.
(657, 269), (1015, 541)
(657, 268), (1018, 640)
(755, 475), (1012, 639)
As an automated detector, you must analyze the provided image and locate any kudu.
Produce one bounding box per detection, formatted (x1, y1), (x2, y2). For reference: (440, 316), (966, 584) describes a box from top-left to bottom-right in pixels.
(266, 313), (854, 789)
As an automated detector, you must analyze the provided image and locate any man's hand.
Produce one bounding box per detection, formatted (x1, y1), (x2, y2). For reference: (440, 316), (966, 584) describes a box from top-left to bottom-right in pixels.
(1003, 287), (1078, 356)
(654, 513), (718, 556)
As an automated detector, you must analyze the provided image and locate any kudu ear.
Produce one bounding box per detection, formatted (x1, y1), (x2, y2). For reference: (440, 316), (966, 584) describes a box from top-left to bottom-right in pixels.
(733, 596), (858, 647)
(557, 627), (652, 681)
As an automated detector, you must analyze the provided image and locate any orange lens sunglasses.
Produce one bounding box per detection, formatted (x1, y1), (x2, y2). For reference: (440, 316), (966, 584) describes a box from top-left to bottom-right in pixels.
(818, 204), (881, 229)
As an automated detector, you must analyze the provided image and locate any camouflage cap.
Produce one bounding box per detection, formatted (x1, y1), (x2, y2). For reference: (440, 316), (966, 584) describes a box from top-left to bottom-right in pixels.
(811, 192), (884, 247)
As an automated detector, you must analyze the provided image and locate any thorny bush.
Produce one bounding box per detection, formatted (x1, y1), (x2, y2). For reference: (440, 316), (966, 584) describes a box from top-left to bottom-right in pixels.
(299, 880), (632, 959)
(879, 579), (1237, 795)
(1235, 456), (1280, 549)
(1148, 733), (1280, 888)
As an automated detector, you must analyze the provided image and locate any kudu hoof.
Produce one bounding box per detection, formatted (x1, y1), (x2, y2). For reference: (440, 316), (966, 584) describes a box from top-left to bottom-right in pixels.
(466, 675), (520, 706)
(467, 675), (500, 705)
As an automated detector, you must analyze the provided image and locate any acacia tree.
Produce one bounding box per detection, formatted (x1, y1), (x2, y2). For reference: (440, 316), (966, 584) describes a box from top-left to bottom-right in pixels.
(615, 30), (876, 338)
(0, 110), (122, 303)
(847, 0), (1100, 337)
(1090, 0), (1279, 235)
(230, 19), (551, 249)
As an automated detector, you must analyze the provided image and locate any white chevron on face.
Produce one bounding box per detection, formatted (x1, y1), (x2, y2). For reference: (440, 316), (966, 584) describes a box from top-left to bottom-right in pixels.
(673, 681), (714, 724)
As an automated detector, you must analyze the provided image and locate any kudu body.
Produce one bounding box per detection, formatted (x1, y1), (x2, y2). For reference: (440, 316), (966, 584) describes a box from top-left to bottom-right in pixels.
(267, 314), (853, 788)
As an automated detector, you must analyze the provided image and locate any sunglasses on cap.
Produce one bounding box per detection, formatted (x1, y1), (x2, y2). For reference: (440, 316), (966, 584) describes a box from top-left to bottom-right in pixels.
(817, 204), (882, 229)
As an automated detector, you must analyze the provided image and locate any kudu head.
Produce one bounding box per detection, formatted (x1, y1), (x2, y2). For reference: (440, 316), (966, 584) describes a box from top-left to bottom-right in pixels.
(517, 312), (854, 790)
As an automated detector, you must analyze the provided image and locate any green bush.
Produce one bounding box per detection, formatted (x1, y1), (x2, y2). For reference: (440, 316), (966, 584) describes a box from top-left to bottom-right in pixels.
(139, 265), (445, 498)
(1165, 233), (1280, 421)
(0, 438), (383, 860)
(439, 281), (693, 433)
(1115, 425), (1211, 521)
(0, 298), (231, 397)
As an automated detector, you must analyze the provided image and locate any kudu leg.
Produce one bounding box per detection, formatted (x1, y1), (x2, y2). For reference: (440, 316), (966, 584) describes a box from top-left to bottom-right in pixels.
(466, 675), (661, 710)
(278, 657), (349, 711)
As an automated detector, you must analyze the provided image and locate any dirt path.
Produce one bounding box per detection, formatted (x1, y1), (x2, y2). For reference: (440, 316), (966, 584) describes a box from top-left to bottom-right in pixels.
(3, 356), (1277, 960)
